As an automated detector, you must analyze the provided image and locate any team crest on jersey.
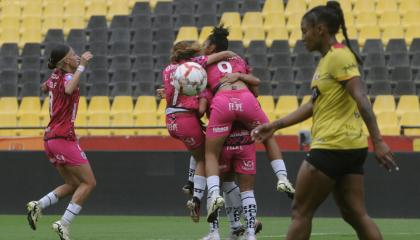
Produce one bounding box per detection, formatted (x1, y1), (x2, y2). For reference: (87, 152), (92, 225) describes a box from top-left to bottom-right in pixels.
(311, 86), (320, 102)
(65, 74), (73, 81)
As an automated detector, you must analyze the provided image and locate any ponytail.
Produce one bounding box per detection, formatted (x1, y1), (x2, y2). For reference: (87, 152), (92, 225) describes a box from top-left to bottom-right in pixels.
(170, 41), (201, 63)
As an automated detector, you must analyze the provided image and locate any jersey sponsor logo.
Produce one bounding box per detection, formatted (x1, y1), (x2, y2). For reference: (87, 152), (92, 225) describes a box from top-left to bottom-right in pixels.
(212, 126), (229, 133)
(166, 123), (178, 131)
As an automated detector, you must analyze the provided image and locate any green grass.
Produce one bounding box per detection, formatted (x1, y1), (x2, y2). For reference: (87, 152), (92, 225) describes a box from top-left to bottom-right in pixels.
(1, 215), (419, 240)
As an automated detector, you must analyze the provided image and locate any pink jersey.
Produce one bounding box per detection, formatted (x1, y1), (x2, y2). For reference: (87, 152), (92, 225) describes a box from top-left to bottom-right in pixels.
(163, 56), (208, 110)
(205, 56), (251, 93)
(44, 69), (79, 141)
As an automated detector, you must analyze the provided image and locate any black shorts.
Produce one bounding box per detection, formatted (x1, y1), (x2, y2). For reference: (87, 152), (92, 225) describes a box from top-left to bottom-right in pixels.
(306, 148), (368, 180)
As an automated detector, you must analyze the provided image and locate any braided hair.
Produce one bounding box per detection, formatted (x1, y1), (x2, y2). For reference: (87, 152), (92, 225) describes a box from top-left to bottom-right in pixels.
(303, 1), (362, 64)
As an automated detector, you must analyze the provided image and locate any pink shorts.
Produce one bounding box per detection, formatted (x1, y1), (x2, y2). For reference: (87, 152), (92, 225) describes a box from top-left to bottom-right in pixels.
(166, 112), (205, 150)
(219, 144), (256, 175)
(206, 89), (269, 138)
(44, 139), (88, 167)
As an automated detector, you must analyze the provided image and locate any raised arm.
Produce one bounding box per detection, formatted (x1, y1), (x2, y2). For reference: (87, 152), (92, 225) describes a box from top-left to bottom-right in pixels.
(65, 52), (93, 95)
(344, 77), (397, 171)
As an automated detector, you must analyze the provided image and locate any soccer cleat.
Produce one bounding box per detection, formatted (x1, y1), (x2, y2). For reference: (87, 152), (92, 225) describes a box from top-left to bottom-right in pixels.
(244, 234), (256, 240)
(206, 194), (225, 223)
(201, 230), (221, 240)
(228, 226), (245, 240)
(182, 181), (194, 196)
(26, 201), (42, 230)
(52, 220), (70, 240)
(255, 220), (263, 234)
(277, 175), (295, 199)
(186, 196), (201, 223)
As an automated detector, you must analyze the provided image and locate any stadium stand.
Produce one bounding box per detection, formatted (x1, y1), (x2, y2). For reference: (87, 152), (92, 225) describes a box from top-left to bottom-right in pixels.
(0, 0), (420, 137)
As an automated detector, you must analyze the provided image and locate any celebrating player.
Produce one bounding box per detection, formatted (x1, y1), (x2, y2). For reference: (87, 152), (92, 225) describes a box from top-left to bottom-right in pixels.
(251, 2), (398, 240)
(26, 44), (94, 240)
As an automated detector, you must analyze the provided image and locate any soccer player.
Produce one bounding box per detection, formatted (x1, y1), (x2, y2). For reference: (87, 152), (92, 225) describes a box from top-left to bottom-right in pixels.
(251, 2), (398, 240)
(163, 41), (238, 222)
(26, 44), (94, 240)
(202, 26), (294, 223)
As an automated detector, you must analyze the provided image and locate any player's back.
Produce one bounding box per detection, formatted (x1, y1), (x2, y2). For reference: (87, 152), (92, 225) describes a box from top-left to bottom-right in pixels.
(206, 55), (250, 92)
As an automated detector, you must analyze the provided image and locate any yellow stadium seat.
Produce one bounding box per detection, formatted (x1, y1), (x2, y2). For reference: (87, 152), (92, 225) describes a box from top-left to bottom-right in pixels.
(220, 12), (241, 28)
(42, 17), (64, 34)
(21, 0), (42, 5)
(40, 97), (50, 126)
(111, 96), (133, 116)
(289, 27), (302, 48)
(301, 95), (312, 105)
(198, 26), (213, 44)
(22, 3), (42, 17)
(75, 113), (88, 136)
(299, 117), (313, 131)
(0, 113), (17, 137)
(20, 28), (42, 47)
(376, 112), (399, 135)
(396, 95), (419, 117)
(108, 0), (130, 20)
(399, 0), (420, 15)
(0, 97), (18, 114)
(401, 11), (420, 29)
(88, 96), (110, 114)
(242, 12), (264, 31)
(275, 96), (298, 118)
(353, 0), (375, 15)
(405, 26), (420, 45)
(1, 3), (21, 17)
(376, 0), (398, 16)
(355, 11), (377, 30)
(373, 95), (395, 115)
(262, 0), (284, 17)
(382, 26), (404, 45)
(358, 26), (381, 47)
(157, 99), (167, 115)
(274, 112), (300, 135)
(285, 0), (306, 18)
(64, 16), (86, 34)
(86, 0), (108, 19)
(307, 0), (327, 10)
(88, 113), (111, 136)
(266, 27), (288, 47)
(18, 113), (42, 137)
(134, 96), (157, 115)
(111, 112), (135, 136)
(175, 26), (198, 43)
(243, 27), (265, 48)
(400, 112), (420, 136)
(0, 28), (20, 44)
(21, 16), (42, 34)
(264, 13), (286, 31)
(1, 16), (20, 30)
(343, 12), (355, 28)
(65, 1), (86, 17)
(258, 96), (275, 114)
(339, 0), (352, 13)
(286, 11), (305, 31)
(18, 97), (41, 117)
(78, 96), (88, 115)
(44, 2), (64, 18)
(227, 26), (243, 41)
(336, 26), (358, 43)
(378, 11), (400, 30)
(134, 112), (160, 136)
(413, 138), (420, 151)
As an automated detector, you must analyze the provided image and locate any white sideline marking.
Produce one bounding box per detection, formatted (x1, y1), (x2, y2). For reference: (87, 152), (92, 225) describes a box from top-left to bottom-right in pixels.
(257, 232), (420, 238)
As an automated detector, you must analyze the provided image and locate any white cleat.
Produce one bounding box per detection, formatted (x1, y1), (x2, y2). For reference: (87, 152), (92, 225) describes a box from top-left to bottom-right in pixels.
(206, 194), (225, 223)
(277, 175), (295, 197)
(52, 220), (70, 240)
(26, 201), (42, 230)
(201, 230), (221, 240)
(244, 232), (257, 240)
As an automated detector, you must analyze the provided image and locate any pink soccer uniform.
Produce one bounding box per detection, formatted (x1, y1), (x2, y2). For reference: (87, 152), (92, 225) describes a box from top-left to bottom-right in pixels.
(163, 56), (209, 150)
(44, 69), (88, 166)
(219, 123), (256, 175)
(205, 56), (269, 138)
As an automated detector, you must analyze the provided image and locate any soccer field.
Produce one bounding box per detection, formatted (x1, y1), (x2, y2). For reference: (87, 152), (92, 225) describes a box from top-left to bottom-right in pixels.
(1, 215), (419, 240)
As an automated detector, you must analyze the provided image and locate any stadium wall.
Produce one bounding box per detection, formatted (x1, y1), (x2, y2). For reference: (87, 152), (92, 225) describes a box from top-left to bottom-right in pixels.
(2, 151), (419, 218)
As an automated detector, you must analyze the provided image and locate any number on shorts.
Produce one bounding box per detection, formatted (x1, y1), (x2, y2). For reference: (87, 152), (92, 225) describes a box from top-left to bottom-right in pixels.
(217, 61), (233, 74)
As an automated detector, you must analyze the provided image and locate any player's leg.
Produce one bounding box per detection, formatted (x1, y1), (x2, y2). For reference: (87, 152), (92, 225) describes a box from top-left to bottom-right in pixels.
(238, 173), (257, 240)
(221, 173), (244, 238)
(182, 156), (196, 195)
(187, 145), (206, 223)
(333, 174), (383, 240)
(286, 160), (335, 240)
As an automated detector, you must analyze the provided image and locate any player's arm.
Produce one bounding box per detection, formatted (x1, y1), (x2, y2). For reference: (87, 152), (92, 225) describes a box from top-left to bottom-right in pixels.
(221, 72), (260, 96)
(206, 51), (237, 65)
(198, 97), (208, 118)
(65, 52), (93, 95)
(41, 81), (48, 93)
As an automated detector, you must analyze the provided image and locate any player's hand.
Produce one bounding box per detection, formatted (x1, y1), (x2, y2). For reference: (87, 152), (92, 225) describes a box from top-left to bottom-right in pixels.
(80, 51), (93, 66)
(225, 50), (237, 58)
(156, 88), (166, 98)
(251, 123), (276, 142)
(221, 73), (241, 84)
(373, 140), (399, 172)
